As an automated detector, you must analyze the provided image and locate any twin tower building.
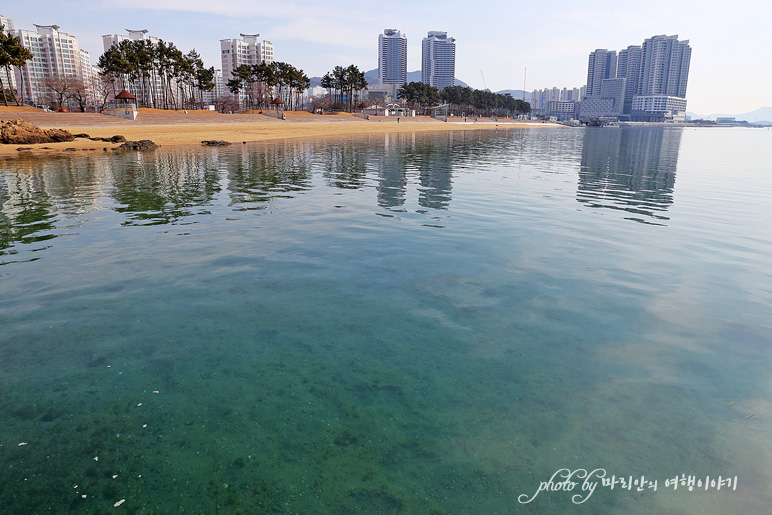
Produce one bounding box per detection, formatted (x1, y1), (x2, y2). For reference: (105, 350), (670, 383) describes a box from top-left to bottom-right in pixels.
(377, 29), (456, 93)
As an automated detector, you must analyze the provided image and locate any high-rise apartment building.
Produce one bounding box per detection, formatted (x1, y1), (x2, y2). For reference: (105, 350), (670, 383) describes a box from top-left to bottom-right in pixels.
(585, 49), (617, 98)
(0, 14), (17, 91)
(102, 28), (160, 52)
(102, 29), (165, 107)
(581, 35), (691, 122)
(632, 35), (691, 121)
(378, 29), (407, 87)
(0, 14), (13, 32)
(617, 45), (643, 114)
(220, 33), (274, 108)
(202, 69), (224, 105)
(13, 23), (85, 108)
(421, 31), (455, 91)
(531, 86), (578, 112)
(638, 34), (691, 98)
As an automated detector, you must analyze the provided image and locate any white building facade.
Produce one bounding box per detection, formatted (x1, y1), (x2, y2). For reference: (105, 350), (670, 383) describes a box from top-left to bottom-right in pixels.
(421, 31), (455, 91)
(13, 24), (85, 109)
(102, 29), (166, 107)
(202, 69), (224, 106)
(0, 14), (16, 91)
(531, 86), (582, 115)
(220, 33), (274, 109)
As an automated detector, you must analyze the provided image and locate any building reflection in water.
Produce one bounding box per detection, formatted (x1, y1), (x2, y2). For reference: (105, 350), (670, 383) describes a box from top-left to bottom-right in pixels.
(111, 150), (222, 225)
(0, 154), (113, 257)
(222, 141), (312, 210)
(375, 133), (409, 209)
(1, 130), (525, 261)
(415, 132), (453, 210)
(577, 127), (682, 224)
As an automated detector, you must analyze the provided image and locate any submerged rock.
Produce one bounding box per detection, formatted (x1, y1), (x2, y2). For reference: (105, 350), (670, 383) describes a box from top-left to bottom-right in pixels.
(0, 119), (75, 144)
(115, 140), (158, 151)
(201, 140), (231, 146)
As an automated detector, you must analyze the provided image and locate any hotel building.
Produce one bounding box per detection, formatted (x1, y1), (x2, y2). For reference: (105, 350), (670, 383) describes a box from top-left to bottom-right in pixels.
(421, 31), (455, 91)
(378, 29), (407, 89)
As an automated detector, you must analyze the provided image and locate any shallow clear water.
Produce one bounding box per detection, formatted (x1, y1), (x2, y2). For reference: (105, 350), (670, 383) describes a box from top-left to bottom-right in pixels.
(1, 127), (771, 514)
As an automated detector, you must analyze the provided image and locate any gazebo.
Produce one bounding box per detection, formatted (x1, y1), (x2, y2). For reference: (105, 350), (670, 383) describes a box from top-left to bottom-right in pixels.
(271, 97), (285, 119)
(358, 102), (371, 119)
(105, 90), (138, 120)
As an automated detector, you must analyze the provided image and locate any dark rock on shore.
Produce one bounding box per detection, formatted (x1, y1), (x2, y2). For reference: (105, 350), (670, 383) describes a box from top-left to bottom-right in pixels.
(201, 140), (231, 146)
(115, 140), (159, 151)
(1, 119), (75, 144)
(89, 135), (126, 143)
(73, 133), (91, 139)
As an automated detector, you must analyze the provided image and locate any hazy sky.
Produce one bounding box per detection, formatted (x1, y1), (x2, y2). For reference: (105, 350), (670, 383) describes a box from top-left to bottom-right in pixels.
(4, 1), (770, 115)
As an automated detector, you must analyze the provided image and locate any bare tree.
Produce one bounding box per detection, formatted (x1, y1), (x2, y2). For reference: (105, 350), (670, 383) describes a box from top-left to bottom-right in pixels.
(93, 73), (116, 111)
(214, 95), (238, 114)
(42, 76), (76, 110)
(69, 79), (90, 112)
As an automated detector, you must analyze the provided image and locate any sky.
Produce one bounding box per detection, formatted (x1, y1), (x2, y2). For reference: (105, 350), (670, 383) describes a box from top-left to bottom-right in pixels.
(3, 0), (771, 115)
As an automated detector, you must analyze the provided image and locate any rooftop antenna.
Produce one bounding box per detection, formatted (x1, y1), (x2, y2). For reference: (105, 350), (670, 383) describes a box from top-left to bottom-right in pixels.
(480, 70), (487, 91)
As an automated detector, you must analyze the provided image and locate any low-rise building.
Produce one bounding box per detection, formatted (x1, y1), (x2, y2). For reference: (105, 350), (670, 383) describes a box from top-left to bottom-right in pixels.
(630, 95), (687, 122)
(546, 100), (580, 120)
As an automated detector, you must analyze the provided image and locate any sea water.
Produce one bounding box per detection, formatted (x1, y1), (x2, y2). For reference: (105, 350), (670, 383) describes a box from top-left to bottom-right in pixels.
(1, 127), (771, 514)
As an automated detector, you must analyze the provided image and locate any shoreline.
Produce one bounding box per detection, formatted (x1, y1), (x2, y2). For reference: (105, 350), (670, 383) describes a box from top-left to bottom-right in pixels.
(1, 108), (560, 157)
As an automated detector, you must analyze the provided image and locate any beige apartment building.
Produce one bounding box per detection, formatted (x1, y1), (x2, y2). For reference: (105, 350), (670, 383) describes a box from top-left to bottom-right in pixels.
(220, 33), (274, 109)
(10, 21), (88, 109)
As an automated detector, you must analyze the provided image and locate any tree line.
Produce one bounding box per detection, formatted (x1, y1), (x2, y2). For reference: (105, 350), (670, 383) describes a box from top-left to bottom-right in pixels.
(226, 61), (310, 111)
(397, 82), (531, 117)
(320, 65), (368, 112)
(97, 39), (215, 110)
(0, 24), (33, 106)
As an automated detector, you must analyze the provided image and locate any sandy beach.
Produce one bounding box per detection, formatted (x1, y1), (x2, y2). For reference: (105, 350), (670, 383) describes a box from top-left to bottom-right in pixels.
(0, 107), (558, 157)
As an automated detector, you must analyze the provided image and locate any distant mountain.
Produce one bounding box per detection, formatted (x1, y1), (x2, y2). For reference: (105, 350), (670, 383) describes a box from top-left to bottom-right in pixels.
(364, 69), (469, 88)
(687, 106), (772, 123)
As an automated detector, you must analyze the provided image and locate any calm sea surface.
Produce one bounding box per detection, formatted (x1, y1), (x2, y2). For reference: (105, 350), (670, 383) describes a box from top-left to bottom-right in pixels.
(1, 127), (771, 514)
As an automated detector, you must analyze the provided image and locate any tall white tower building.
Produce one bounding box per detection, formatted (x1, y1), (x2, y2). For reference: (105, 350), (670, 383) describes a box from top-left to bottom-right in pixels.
(421, 31), (455, 91)
(378, 29), (407, 87)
